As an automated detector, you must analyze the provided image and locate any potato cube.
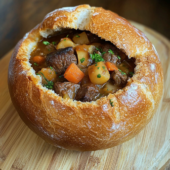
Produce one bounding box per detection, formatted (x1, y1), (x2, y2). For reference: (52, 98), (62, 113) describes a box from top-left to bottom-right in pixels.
(75, 45), (95, 67)
(56, 38), (75, 49)
(73, 32), (90, 45)
(88, 62), (110, 85)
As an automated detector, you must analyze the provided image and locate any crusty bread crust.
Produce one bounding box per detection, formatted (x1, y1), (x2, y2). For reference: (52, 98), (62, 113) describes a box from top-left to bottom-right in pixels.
(8, 5), (163, 151)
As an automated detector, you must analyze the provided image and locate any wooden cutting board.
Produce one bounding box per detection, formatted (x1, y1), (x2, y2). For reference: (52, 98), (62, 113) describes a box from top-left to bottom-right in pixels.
(0, 21), (170, 170)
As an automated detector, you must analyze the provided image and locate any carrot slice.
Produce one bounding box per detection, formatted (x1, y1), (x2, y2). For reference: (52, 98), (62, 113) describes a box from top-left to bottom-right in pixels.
(32, 56), (45, 64)
(64, 63), (84, 83)
(105, 62), (118, 71)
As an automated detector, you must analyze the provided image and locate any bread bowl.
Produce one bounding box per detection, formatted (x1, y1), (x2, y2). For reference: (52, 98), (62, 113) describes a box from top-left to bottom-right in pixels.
(8, 4), (163, 151)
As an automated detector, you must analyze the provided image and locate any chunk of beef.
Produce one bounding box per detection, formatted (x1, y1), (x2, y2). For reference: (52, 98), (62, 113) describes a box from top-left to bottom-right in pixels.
(102, 43), (119, 54)
(111, 70), (128, 85)
(45, 44), (56, 53)
(103, 53), (118, 64)
(76, 84), (100, 102)
(102, 44), (120, 64)
(81, 75), (91, 85)
(46, 47), (77, 74)
(54, 82), (80, 99)
(86, 32), (101, 43)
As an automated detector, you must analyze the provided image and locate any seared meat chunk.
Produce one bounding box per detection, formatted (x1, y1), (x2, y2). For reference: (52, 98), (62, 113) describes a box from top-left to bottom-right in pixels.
(86, 32), (101, 43)
(103, 53), (118, 64)
(45, 44), (56, 53)
(111, 70), (128, 85)
(76, 84), (100, 102)
(102, 44), (120, 64)
(46, 47), (77, 74)
(54, 82), (80, 99)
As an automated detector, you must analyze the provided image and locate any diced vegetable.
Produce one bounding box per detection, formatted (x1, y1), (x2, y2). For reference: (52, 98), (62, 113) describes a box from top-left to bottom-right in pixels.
(37, 68), (57, 85)
(76, 45), (95, 53)
(64, 63), (85, 83)
(105, 62), (118, 71)
(75, 45), (95, 67)
(72, 32), (90, 45)
(56, 38), (75, 49)
(101, 81), (121, 94)
(63, 93), (70, 99)
(88, 62), (110, 84)
(32, 56), (45, 64)
(86, 45), (95, 53)
(76, 50), (89, 66)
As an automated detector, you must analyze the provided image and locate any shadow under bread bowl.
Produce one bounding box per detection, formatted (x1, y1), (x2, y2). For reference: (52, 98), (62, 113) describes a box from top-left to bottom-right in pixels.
(8, 5), (163, 151)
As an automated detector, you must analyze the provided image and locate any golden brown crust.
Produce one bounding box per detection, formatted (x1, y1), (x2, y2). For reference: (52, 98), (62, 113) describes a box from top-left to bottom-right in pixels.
(8, 5), (163, 151)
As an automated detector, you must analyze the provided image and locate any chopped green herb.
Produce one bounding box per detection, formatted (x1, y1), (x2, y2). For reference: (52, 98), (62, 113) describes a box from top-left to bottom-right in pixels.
(34, 63), (38, 66)
(38, 72), (54, 89)
(52, 41), (56, 45)
(43, 41), (50, 45)
(97, 67), (100, 69)
(108, 49), (114, 54)
(80, 58), (85, 63)
(95, 47), (107, 56)
(97, 74), (101, 78)
(76, 35), (80, 38)
(44, 81), (53, 89)
(64, 39), (66, 41)
(129, 72), (134, 76)
(109, 99), (114, 107)
(59, 75), (64, 78)
(48, 49), (51, 51)
(96, 47), (101, 51)
(66, 35), (69, 38)
(50, 66), (53, 70)
(95, 63), (98, 66)
(118, 69), (126, 75)
(102, 66), (106, 70)
(96, 47), (106, 55)
(90, 53), (105, 63)
(117, 56), (121, 60)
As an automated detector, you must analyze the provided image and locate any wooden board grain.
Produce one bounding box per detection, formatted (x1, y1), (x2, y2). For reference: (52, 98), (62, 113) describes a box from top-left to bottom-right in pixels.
(0, 21), (170, 170)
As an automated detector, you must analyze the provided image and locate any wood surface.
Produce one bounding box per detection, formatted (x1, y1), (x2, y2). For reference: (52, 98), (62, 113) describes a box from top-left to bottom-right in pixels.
(0, 21), (170, 170)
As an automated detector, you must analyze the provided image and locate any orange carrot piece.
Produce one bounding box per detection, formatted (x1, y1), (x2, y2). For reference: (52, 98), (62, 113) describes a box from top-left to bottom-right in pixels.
(105, 62), (118, 71)
(32, 56), (45, 64)
(64, 63), (84, 83)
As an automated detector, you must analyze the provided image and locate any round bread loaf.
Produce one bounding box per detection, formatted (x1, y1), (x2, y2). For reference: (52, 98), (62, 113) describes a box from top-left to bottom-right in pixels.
(8, 5), (163, 151)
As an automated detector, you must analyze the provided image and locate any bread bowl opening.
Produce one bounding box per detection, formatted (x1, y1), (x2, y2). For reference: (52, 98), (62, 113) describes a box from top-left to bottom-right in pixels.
(30, 29), (136, 102)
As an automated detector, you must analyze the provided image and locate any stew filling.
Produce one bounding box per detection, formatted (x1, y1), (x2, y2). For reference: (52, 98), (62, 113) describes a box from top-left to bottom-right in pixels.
(30, 29), (136, 102)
